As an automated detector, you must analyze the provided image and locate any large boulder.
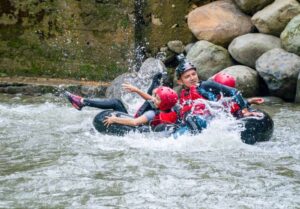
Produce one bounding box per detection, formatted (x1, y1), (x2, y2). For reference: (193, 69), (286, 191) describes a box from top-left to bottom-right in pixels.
(106, 58), (167, 110)
(187, 0), (254, 47)
(251, 0), (300, 36)
(228, 33), (281, 68)
(218, 65), (260, 97)
(186, 40), (234, 80)
(233, 0), (275, 15)
(280, 14), (300, 56)
(105, 73), (135, 100)
(256, 48), (300, 101)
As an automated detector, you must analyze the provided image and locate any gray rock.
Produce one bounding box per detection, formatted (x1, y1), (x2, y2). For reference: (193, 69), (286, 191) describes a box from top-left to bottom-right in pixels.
(105, 58), (166, 105)
(251, 0), (300, 36)
(233, 0), (274, 14)
(186, 40), (233, 80)
(81, 86), (106, 97)
(260, 96), (284, 105)
(218, 65), (260, 97)
(105, 73), (135, 99)
(184, 43), (195, 54)
(281, 14), (300, 56)
(256, 48), (300, 101)
(167, 40), (185, 54)
(228, 33), (281, 68)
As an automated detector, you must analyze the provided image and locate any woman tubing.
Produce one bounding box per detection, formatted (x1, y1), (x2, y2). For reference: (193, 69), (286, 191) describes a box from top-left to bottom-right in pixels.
(64, 85), (179, 128)
(103, 86), (178, 127)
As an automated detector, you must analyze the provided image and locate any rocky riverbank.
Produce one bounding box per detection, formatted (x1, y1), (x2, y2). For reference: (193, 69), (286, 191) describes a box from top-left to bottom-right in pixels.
(106, 0), (300, 103)
(0, 77), (109, 97)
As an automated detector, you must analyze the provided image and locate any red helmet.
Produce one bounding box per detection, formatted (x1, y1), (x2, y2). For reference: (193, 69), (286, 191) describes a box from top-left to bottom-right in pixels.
(212, 72), (236, 88)
(155, 86), (178, 111)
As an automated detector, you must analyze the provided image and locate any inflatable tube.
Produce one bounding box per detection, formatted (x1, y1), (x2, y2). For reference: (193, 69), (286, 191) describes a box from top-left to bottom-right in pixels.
(93, 110), (151, 136)
(240, 109), (273, 145)
(93, 109), (274, 145)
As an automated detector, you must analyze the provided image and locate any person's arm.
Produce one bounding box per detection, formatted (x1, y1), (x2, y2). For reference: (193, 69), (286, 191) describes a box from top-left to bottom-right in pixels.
(103, 114), (149, 127)
(200, 81), (263, 117)
(241, 108), (263, 117)
(122, 83), (153, 100)
(103, 110), (156, 127)
(247, 97), (264, 105)
(200, 80), (248, 109)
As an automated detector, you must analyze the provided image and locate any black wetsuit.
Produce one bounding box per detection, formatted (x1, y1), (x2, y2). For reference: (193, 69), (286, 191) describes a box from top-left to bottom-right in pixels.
(198, 80), (248, 109)
(82, 72), (164, 115)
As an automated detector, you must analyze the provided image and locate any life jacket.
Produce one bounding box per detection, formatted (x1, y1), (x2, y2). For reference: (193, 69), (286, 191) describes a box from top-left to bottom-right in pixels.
(230, 102), (240, 114)
(179, 85), (209, 118)
(150, 111), (177, 126)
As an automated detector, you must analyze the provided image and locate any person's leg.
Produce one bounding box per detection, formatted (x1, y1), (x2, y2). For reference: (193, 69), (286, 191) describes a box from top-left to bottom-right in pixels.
(64, 91), (84, 110)
(64, 91), (128, 113)
(83, 98), (128, 113)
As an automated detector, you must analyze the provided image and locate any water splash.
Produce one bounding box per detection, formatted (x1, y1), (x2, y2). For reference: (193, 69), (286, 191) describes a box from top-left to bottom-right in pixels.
(1, 95), (300, 208)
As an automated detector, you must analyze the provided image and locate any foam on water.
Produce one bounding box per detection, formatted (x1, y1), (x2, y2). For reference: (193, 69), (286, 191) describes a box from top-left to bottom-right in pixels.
(1, 94), (300, 209)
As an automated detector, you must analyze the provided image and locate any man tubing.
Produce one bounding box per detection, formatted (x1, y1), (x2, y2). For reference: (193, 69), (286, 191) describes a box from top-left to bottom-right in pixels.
(173, 54), (273, 144)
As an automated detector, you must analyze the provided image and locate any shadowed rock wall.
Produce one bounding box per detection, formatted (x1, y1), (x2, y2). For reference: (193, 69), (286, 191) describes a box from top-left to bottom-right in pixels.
(141, 0), (213, 54)
(0, 0), (134, 81)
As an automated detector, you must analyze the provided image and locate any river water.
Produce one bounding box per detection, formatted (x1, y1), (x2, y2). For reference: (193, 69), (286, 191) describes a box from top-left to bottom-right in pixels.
(0, 93), (299, 209)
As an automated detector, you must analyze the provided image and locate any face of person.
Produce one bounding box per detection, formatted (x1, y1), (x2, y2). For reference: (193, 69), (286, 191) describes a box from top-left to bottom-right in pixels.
(177, 69), (199, 88)
(152, 89), (161, 108)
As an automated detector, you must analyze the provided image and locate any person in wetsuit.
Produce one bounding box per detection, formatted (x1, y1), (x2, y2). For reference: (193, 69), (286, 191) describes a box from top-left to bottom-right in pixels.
(64, 73), (179, 128)
(173, 54), (263, 135)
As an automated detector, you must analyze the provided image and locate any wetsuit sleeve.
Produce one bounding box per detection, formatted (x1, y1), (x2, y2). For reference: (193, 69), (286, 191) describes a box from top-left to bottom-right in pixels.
(135, 72), (163, 117)
(143, 110), (156, 122)
(147, 72), (164, 94)
(199, 80), (248, 109)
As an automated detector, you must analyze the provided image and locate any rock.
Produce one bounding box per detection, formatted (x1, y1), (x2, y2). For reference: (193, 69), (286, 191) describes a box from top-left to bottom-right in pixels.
(251, 0), (300, 36)
(256, 48), (300, 101)
(281, 14), (300, 56)
(218, 65), (260, 97)
(105, 73), (135, 99)
(157, 47), (176, 65)
(151, 14), (163, 26)
(81, 86), (106, 97)
(261, 96), (284, 105)
(233, 0), (275, 14)
(228, 33), (281, 68)
(167, 40), (185, 54)
(187, 0), (254, 46)
(184, 43), (195, 54)
(186, 40), (233, 80)
(295, 72), (300, 102)
(105, 58), (167, 107)
(0, 1), (136, 81)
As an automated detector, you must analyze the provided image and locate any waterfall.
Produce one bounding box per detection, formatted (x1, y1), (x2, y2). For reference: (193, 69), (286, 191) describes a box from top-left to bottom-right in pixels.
(134, 0), (146, 72)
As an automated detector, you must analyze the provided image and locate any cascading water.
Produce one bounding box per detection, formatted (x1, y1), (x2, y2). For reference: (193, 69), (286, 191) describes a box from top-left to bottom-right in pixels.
(1, 93), (300, 208)
(133, 0), (146, 72)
